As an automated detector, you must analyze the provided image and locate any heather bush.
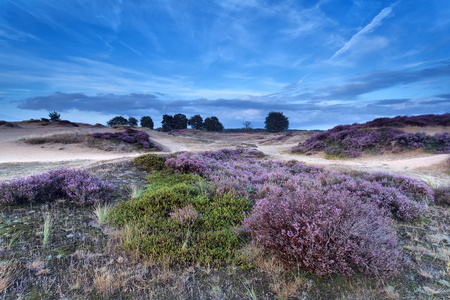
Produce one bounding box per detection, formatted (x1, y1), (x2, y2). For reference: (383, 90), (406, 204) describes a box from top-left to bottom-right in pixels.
(107, 172), (251, 267)
(0, 168), (115, 206)
(164, 149), (432, 222)
(433, 186), (450, 206)
(242, 185), (405, 278)
(92, 128), (160, 150)
(291, 119), (449, 156)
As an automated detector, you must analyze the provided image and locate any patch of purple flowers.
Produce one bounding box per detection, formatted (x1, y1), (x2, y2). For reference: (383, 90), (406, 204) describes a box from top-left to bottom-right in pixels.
(169, 204), (200, 227)
(291, 120), (449, 157)
(164, 148), (430, 277)
(165, 149), (432, 222)
(92, 129), (160, 150)
(0, 168), (115, 206)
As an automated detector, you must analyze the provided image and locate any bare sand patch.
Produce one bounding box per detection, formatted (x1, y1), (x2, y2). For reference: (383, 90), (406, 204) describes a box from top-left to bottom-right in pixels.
(0, 122), (448, 186)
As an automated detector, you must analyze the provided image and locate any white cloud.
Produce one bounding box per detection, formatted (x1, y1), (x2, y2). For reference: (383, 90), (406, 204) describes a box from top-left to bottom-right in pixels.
(331, 6), (392, 60)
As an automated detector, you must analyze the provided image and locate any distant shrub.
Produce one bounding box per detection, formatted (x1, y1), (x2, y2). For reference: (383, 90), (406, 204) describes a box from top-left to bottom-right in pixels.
(107, 116), (129, 126)
(243, 186), (405, 278)
(0, 168), (115, 206)
(48, 111), (61, 122)
(92, 128), (161, 150)
(363, 113), (449, 128)
(133, 154), (167, 172)
(433, 186), (450, 207)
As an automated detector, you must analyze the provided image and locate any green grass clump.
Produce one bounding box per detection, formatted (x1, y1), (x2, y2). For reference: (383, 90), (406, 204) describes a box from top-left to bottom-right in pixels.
(133, 154), (167, 172)
(108, 172), (251, 267)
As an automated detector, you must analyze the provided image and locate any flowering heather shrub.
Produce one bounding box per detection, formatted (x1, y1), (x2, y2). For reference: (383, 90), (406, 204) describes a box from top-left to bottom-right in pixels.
(92, 128), (160, 150)
(170, 204), (200, 227)
(433, 186), (450, 207)
(363, 113), (449, 128)
(291, 122), (449, 156)
(242, 186), (404, 277)
(0, 168), (114, 206)
(165, 149), (431, 222)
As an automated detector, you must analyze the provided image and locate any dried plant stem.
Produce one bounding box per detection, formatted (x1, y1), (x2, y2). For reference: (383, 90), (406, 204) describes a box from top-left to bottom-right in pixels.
(43, 213), (52, 246)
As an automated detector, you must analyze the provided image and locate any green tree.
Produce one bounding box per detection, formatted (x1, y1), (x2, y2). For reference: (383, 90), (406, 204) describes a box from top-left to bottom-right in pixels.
(204, 116), (224, 132)
(173, 113), (188, 130)
(107, 116), (128, 126)
(140, 116), (154, 129)
(265, 112), (289, 132)
(161, 114), (174, 132)
(128, 117), (138, 127)
(48, 111), (61, 122)
(188, 115), (204, 130)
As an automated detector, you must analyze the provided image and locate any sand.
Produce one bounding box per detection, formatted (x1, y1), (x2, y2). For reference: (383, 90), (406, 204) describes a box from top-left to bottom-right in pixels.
(0, 122), (449, 186)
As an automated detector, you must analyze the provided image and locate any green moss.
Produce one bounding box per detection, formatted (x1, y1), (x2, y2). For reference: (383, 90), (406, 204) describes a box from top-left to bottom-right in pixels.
(133, 154), (167, 172)
(108, 172), (251, 267)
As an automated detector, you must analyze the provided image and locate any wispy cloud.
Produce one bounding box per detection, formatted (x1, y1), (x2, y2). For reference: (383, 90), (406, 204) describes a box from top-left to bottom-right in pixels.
(330, 6), (393, 60)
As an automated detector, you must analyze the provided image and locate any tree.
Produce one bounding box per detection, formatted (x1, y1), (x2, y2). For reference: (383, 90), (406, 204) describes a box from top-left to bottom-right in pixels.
(173, 113), (188, 130)
(128, 117), (138, 127)
(107, 116), (128, 126)
(188, 115), (204, 130)
(140, 116), (154, 129)
(243, 121), (253, 131)
(161, 114), (174, 132)
(48, 111), (61, 122)
(204, 116), (224, 132)
(265, 112), (289, 132)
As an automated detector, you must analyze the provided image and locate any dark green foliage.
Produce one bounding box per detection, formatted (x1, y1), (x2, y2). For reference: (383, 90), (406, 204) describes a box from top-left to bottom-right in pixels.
(204, 116), (224, 132)
(265, 112), (289, 132)
(107, 116), (129, 126)
(188, 114), (204, 130)
(133, 154), (167, 172)
(108, 172), (251, 267)
(40, 118), (50, 122)
(48, 111), (61, 122)
(162, 114), (188, 131)
(140, 116), (154, 129)
(161, 114), (174, 131)
(128, 117), (138, 127)
(173, 113), (188, 130)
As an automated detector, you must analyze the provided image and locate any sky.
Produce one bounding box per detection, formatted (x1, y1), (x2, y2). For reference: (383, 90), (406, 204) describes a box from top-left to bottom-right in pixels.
(0, 0), (449, 129)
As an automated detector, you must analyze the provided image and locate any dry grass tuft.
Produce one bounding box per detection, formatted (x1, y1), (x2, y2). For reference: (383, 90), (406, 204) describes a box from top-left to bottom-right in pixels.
(0, 260), (19, 292)
(93, 268), (120, 296)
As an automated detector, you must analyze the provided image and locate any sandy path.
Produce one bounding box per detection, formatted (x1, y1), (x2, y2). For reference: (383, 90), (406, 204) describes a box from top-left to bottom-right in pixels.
(0, 124), (449, 186)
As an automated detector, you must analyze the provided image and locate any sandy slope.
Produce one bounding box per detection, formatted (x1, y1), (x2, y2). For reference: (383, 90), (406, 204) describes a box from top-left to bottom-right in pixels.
(0, 122), (449, 186)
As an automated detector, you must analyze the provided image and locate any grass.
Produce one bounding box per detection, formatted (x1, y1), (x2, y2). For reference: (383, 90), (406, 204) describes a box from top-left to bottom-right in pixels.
(91, 203), (112, 228)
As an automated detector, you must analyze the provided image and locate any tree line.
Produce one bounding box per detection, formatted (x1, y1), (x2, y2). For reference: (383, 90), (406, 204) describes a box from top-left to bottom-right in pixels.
(85, 111), (289, 132)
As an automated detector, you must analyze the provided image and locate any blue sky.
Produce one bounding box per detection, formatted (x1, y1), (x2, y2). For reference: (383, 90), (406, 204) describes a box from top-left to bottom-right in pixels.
(0, 0), (449, 129)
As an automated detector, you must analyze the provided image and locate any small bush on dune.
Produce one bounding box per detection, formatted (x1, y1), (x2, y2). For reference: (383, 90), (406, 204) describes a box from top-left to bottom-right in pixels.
(133, 154), (167, 172)
(92, 128), (162, 150)
(0, 168), (115, 206)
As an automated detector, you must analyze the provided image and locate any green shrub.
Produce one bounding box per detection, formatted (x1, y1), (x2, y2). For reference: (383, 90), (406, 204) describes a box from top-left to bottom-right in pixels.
(133, 154), (167, 172)
(108, 172), (251, 267)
